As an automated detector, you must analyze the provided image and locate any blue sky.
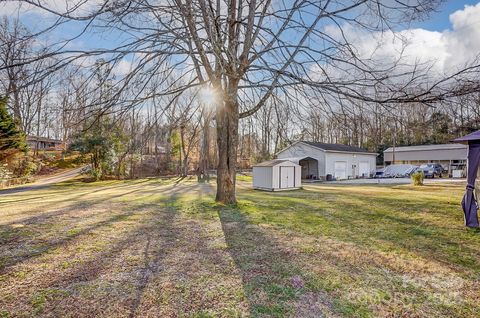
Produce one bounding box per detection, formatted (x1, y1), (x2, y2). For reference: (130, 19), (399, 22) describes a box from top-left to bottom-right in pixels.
(2, 0), (479, 76)
(9, 1), (480, 40)
(414, 0), (480, 30)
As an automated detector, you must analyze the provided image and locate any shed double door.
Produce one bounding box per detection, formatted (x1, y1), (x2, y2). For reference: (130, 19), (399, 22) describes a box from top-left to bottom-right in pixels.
(279, 166), (295, 188)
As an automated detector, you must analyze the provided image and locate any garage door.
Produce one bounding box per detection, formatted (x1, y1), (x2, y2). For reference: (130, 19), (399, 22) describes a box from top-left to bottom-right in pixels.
(359, 161), (370, 177)
(280, 166), (295, 188)
(334, 161), (347, 180)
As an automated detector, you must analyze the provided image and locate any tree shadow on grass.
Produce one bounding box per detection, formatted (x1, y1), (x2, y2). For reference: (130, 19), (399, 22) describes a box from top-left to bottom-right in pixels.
(0, 176), (189, 232)
(0, 200), (137, 274)
(0, 194), (179, 314)
(217, 203), (338, 318)
(0, 179), (150, 198)
(0, 181), (196, 274)
(1, 186), (148, 228)
(218, 190), (480, 317)
(55, 197), (180, 318)
(0, 180), (152, 215)
(1, 181), (250, 317)
(238, 188), (480, 274)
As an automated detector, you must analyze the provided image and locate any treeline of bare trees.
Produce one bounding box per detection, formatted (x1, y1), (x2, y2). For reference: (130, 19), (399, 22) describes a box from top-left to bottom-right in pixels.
(2, 0), (480, 203)
(0, 17), (53, 140)
(0, 18), (212, 178)
(238, 92), (480, 164)
(2, 16), (480, 177)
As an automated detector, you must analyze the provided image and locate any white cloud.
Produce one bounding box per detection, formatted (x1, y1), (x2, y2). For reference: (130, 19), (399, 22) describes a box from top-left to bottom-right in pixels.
(443, 2), (480, 71)
(340, 2), (480, 75)
(0, 0), (102, 17)
(113, 59), (132, 77)
(0, 1), (37, 16)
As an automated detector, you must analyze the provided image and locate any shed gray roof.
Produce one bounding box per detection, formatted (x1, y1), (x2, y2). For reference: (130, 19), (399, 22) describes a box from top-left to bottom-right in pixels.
(253, 159), (291, 167)
(302, 141), (370, 153)
(384, 143), (467, 153)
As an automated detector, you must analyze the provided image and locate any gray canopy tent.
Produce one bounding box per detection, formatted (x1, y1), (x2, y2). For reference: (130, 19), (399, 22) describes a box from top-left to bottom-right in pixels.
(452, 131), (480, 227)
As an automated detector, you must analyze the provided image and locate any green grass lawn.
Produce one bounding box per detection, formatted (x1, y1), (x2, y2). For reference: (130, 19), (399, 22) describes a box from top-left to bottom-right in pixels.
(0, 178), (479, 317)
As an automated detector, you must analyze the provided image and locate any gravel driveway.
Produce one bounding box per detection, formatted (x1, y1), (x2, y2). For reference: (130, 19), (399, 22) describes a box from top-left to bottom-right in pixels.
(322, 177), (466, 185)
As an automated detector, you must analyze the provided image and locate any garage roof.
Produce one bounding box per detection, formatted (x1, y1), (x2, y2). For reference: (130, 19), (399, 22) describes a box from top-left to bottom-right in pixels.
(302, 141), (371, 153)
(384, 143), (467, 153)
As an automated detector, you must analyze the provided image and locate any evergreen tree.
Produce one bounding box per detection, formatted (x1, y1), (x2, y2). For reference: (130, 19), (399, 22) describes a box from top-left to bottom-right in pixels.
(0, 96), (27, 159)
(70, 115), (128, 180)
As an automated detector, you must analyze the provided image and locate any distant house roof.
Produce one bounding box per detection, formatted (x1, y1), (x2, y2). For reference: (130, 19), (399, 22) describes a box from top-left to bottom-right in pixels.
(384, 143), (467, 153)
(254, 159), (293, 167)
(301, 141), (372, 153)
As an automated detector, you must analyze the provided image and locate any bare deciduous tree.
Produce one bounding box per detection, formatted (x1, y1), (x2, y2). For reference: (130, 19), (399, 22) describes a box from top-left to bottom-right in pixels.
(2, 0), (480, 203)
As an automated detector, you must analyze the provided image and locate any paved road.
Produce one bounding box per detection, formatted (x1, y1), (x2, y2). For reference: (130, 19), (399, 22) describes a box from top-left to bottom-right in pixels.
(0, 166), (86, 195)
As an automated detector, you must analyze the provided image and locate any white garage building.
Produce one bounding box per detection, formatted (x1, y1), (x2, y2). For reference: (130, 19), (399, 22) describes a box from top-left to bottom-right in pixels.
(253, 159), (301, 191)
(383, 144), (467, 166)
(276, 141), (377, 180)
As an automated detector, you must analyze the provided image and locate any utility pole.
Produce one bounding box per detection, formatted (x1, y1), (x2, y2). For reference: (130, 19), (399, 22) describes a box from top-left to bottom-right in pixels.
(392, 120), (397, 165)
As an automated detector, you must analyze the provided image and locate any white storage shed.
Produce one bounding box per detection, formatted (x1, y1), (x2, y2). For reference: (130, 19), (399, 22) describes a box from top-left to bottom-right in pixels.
(253, 159), (301, 191)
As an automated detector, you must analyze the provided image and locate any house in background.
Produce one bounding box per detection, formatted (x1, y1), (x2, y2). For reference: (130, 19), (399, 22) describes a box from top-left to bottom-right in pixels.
(26, 136), (64, 152)
(276, 141), (377, 180)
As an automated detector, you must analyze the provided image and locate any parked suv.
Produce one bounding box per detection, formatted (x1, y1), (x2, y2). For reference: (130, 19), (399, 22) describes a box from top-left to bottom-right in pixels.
(416, 163), (444, 178)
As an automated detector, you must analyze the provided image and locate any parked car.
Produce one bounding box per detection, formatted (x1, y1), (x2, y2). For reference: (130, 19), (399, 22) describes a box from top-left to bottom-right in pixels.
(374, 168), (385, 178)
(416, 163), (444, 178)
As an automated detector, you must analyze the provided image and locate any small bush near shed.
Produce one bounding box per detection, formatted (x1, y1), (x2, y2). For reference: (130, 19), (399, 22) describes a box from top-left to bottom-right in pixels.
(411, 171), (424, 186)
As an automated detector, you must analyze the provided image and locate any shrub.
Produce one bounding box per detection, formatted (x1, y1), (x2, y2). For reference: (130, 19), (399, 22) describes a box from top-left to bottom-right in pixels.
(16, 160), (38, 177)
(411, 171), (424, 186)
(21, 161), (38, 177)
(73, 154), (87, 165)
(26, 161), (38, 176)
(91, 169), (102, 181)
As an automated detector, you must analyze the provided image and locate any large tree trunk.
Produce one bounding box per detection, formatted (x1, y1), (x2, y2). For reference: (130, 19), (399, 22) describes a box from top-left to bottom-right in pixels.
(182, 156), (189, 177)
(198, 112), (210, 183)
(215, 81), (239, 204)
(180, 124), (189, 177)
